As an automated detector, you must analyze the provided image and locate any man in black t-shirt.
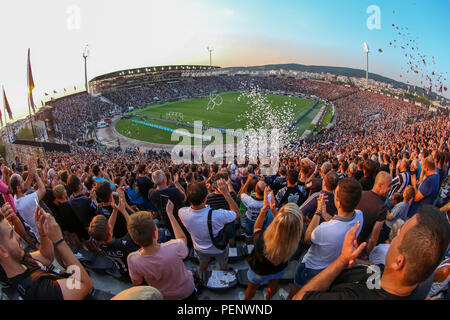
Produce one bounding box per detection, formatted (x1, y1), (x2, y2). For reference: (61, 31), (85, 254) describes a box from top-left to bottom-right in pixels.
(88, 197), (138, 280)
(51, 185), (89, 244)
(275, 169), (307, 208)
(0, 204), (92, 300)
(356, 171), (391, 255)
(358, 159), (378, 191)
(95, 181), (130, 239)
(293, 205), (450, 300)
(136, 164), (155, 211)
(148, 170), (189, 244)
(68, 175), (98, 230)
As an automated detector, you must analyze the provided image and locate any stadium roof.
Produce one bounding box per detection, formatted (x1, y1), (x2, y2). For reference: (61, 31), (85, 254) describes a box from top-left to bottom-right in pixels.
(90, 65), (220, 82)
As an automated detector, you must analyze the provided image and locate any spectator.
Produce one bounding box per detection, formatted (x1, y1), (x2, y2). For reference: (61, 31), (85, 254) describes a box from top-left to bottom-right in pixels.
(0, 205), (93, 300)
(245, 188), (303, 300)
(179, 180), (240, 272)
(408, 156), (441, 218)
(10, 158), (47, 243)
(293, 205), (450, 300)
(359, 159), (378, 191)
(289, 178), (363, 298)
(369, 219), (405, 266)
(68, 174), (98, 231)
(299, 171), (339, 221)
(379, 186), (415, 243)
(275, 169), (307, 208)
(127, 201), (197, 300)
(88, 192), (138, 280)
(356, 171), (392, 254)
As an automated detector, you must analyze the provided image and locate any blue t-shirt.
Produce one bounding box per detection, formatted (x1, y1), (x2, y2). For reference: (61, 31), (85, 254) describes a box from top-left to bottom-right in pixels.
(127, 187), (144, 205)
(94, 176), (115, 190)
(408, 173), (440, 218)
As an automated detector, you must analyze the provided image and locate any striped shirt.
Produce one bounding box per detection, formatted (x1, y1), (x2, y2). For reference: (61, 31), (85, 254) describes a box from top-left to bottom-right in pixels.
(389, 171), (411, 198)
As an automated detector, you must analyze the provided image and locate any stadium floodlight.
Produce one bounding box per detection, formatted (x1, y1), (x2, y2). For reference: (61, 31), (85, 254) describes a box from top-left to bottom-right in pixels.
(207, 45), (214, 67)
(83, 45), (90, 94)
(363, 42), (370, 88)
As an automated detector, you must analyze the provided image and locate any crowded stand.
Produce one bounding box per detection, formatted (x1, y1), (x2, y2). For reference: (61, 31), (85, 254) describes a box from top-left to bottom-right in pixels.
(0, 75), (449, 301)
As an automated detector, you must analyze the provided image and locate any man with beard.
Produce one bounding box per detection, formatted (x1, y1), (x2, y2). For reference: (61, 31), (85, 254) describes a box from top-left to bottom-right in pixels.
(0, 204), (92, 300)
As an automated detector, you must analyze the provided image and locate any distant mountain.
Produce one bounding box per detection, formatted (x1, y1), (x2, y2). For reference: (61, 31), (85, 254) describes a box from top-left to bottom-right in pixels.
(221, 63), (447, 103)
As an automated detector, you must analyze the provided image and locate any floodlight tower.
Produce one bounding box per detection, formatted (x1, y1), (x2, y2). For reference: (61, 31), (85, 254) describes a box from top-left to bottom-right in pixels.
(207, 45), (214, 67)
(83, 45), (90, 95)
(363, 42), (370, 88)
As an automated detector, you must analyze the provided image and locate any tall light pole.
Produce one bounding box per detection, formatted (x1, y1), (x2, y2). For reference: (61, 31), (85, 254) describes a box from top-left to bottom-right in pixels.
(363, 42), (370, 88)
(206, 45), (214, 67)
(83, 45), (90, 94)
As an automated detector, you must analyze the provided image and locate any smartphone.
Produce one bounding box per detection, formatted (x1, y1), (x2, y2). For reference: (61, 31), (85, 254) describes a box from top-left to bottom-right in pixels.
(160, 194), (170, 210)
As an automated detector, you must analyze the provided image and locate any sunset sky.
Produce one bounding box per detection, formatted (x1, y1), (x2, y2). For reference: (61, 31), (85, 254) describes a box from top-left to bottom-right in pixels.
(0, 0), (449, 120)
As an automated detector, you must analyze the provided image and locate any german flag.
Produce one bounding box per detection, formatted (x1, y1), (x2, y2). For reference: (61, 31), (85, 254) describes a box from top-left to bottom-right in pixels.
(2, 86), (13, 120)
(27, 48), (36, 113)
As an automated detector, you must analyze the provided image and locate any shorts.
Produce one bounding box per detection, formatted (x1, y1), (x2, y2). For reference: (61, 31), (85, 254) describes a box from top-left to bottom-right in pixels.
(294, 263), (323, 287)
(195, 246), (229, 267)
(247, 267), (287, 285)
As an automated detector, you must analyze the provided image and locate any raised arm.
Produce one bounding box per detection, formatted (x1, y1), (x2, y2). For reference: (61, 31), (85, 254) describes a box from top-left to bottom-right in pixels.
(304, 194), (327, 244)
(28, 159), (46, 200)
(166, 200), (187, 245)
(239, 174), (253, 195)
(254, 186), (271, 232)
(217, 179), (241, 219)
(173, 173), (187, 202)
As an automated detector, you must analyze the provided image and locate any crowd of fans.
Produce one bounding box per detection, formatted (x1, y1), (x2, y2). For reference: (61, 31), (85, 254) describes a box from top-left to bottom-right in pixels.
(50, 93), (119, 143)
(1, 76), (449, 301)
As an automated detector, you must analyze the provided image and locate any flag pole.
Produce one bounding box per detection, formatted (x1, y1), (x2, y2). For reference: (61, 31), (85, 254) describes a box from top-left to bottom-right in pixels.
(27, 49), (36, 142)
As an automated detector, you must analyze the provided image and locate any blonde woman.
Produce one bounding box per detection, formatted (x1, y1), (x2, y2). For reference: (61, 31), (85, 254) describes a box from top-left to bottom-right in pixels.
(245, 187), (304, 300)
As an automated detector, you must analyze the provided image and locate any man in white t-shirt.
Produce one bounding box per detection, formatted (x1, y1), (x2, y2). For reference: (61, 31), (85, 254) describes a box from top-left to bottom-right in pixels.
(10, 158), (47, 243)
(179, 179), (241, 272)
(289, 178), (364, 299)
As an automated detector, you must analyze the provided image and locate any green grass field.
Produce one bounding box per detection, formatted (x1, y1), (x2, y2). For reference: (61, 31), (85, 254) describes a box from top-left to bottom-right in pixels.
(115, 91), (322, 145)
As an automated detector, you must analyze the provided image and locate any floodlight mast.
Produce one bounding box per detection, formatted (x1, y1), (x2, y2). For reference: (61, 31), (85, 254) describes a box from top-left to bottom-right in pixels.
(207, 45), (214, 67)
(363, 42), (370, 88)
(83, 45), (90, 94)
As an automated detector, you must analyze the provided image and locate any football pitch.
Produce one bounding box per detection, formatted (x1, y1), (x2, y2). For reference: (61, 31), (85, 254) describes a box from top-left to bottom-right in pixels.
(115, 91), (322, 145)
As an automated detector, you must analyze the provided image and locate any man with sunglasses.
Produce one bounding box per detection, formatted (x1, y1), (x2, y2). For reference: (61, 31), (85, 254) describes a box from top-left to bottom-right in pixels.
(0, 204), (92, 300)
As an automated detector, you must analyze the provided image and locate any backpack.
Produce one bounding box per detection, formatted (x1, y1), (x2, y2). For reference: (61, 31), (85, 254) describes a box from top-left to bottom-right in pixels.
(207, 209), (235, 251)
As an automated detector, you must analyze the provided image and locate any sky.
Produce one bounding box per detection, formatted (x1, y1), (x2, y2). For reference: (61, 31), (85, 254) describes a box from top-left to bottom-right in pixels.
(0, 0), (449, 120)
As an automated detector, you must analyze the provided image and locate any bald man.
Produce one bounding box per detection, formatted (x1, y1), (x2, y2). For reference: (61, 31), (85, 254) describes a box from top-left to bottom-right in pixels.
(356, 171), (392, 254)
(408, 156), (440, 218)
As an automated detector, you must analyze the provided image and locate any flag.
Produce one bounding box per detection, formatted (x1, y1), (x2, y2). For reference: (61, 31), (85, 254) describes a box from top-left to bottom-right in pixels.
(27, 48), (36, 113)
(2, 86), (13, 120)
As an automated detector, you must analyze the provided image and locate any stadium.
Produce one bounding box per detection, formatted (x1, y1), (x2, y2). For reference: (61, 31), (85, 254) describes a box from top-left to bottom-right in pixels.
(87, 65), (332, 151)
(0, 0), (449, 306)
